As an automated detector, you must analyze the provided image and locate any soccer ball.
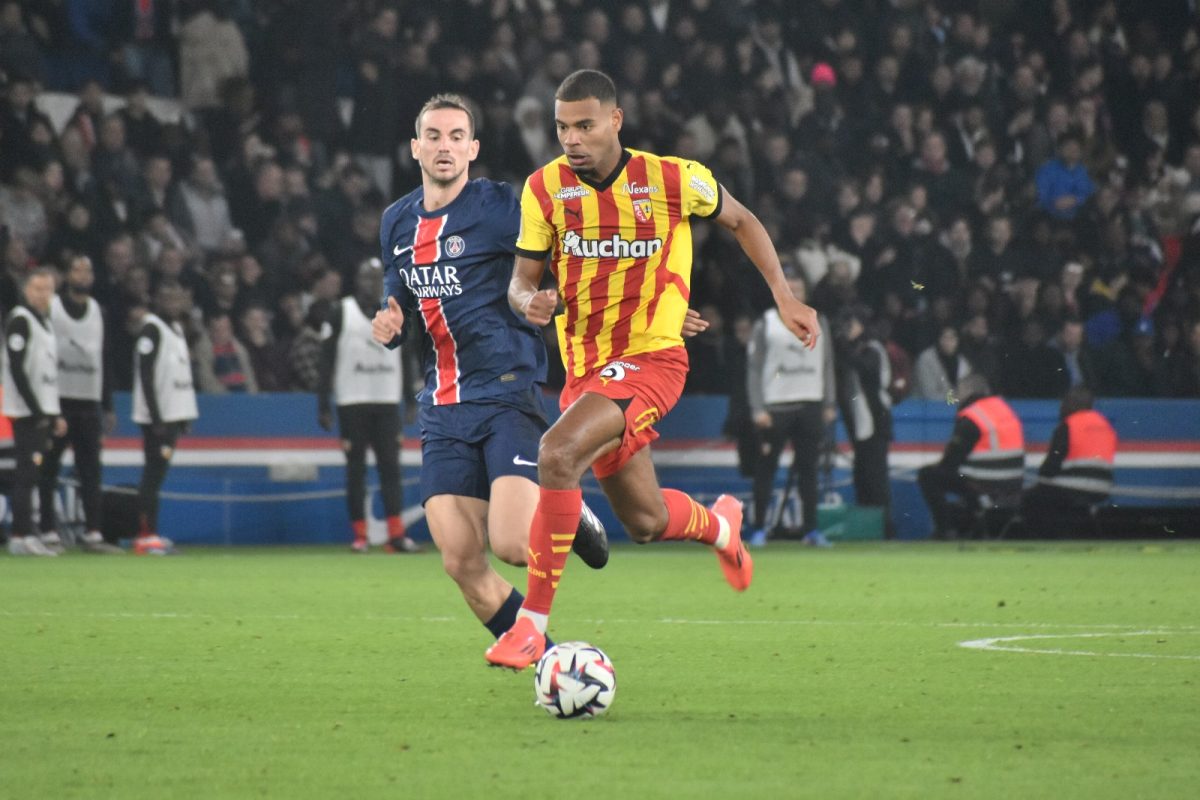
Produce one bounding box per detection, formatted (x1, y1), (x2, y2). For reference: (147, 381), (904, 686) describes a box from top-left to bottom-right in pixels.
(534, 642), (616, 719)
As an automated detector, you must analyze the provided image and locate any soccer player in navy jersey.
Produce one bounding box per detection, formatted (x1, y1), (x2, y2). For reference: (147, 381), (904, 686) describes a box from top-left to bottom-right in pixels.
(370, 94), (614, 646)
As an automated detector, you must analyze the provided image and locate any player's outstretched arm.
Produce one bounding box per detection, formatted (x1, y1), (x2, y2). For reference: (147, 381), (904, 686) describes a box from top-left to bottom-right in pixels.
(714, 187), (821, 350)
(509, 254), (556, 326)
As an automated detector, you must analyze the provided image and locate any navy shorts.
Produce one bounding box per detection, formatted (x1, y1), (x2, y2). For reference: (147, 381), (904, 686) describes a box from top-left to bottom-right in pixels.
(418, 391), (548, 504)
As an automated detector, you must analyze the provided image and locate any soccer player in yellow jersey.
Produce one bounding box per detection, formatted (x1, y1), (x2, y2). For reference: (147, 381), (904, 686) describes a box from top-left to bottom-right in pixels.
(486, 70), (821, 669)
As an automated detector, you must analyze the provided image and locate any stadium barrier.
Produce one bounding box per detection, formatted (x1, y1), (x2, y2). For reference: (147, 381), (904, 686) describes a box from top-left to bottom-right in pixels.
(22, 393), (1200, 545)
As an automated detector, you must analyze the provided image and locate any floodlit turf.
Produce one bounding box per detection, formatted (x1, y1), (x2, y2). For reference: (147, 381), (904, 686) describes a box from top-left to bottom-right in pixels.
(2, 542), (1198, 799)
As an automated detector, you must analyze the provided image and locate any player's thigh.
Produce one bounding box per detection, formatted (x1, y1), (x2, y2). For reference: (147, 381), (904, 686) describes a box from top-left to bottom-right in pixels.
(424, 493), (490, 578)
(486, 475), (539, 565)
(539, 393), (625, 480)
(597, 447), (666, 542)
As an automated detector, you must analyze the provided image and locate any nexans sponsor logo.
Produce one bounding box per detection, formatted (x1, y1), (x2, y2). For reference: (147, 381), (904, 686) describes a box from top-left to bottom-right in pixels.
(561, 230), (662, 259)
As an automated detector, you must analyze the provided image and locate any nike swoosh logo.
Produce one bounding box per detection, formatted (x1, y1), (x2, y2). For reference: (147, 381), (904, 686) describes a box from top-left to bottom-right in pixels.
(513, 455), (538, 467)
(393, 244), (412, 257)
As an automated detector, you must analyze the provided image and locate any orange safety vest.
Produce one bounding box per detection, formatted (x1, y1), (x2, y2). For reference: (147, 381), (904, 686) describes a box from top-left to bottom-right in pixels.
(0, 387), (13, 444)
(957, 395), (1025, 483)
(1040, 409), (1116, 495)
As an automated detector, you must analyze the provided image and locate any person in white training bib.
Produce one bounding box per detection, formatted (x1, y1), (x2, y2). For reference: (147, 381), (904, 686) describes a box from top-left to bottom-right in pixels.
(40, 255), (123, 553)
(131, 281), (198, 555)
(317, 258), (420, 553)
(3, 267), (66, 556)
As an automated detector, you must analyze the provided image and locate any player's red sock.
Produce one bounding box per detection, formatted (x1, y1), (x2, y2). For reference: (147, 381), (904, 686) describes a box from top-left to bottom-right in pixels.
(658, 488), (721, 545)
(386, 515), (405, 539)
(351, 519), (367, 542)
(522, 487), (582, 615)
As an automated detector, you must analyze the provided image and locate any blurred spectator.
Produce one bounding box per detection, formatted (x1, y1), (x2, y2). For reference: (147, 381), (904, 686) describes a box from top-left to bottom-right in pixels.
(131, 153), (178, 226)
(0, 166), (50, 258)
(178, 0), (250, 113)
(1035, 130), (1095, 220)
(237, 304), (287, 392)
(286, 300), (329, 393)
(0, 3), (45, 84)
(1095, 315), (1166, 397)
(345, 5), (401, 198)
(112, 0), (175, 96)
(913, 325), (973, 401)
(93, 114), (142, 202)
(959, 312), (1001, 389)
(117, 83), (163, 156)
(1051, 317), (1098, 390)
(1001, 318), (1070, 398)
(833, 306), (894, 535)
(197, 311), (256, 394)
(174, 156), (234, 254)
(1, 74), (54, 180)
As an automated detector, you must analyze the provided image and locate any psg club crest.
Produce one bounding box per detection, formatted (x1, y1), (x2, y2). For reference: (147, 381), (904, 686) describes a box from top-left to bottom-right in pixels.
(633, 199), (653, 223)
(445, 235), (466, 257)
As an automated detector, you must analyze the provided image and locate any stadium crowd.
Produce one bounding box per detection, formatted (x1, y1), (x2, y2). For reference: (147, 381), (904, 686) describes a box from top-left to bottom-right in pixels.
(3, 0), (1200, 406)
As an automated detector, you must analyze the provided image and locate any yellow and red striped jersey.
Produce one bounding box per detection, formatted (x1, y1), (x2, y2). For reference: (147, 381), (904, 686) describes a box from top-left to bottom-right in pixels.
(515, 148), (722, 378)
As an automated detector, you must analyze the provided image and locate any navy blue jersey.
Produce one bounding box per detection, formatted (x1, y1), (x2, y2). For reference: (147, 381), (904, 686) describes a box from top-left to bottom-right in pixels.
(380, 178), (547, 406)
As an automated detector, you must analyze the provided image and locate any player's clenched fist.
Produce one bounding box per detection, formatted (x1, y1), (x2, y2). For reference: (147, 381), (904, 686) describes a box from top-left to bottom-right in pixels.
(778, 295), (821, 350)
(522, 288), (558, 327)
(372, 295), (405, 344)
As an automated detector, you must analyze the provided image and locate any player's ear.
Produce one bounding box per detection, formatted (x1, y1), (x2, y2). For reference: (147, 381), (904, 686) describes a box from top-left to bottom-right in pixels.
(611, 106), (623, 133)
(467, 137), (480, 162)
(410, 138), (421, 161)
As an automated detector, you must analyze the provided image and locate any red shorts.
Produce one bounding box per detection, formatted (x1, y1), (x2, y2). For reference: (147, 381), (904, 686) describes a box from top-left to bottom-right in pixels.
(559, 346), (688, 479)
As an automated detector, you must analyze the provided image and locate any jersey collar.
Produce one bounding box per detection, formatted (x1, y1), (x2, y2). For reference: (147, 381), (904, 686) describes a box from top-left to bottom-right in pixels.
(575, 149), (631, 193)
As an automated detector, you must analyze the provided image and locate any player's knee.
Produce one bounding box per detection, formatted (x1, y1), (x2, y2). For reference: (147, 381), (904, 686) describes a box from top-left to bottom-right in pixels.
(491, 538), (526, 567)
(622, 508), (667, 544)
(440, 551), (483, 584)
(536, 437), (582, 487)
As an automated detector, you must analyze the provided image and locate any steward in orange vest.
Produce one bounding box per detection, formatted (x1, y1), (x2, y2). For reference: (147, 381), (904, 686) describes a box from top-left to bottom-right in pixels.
(918, 374), (1026, 539)
(1023, 387), (1116, 517)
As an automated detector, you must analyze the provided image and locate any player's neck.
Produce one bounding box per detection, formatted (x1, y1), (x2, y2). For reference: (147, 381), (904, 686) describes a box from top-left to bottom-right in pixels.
(422, 173), (469, 212)
(590, 151), (622, 182)
(575, 147), (629, 190)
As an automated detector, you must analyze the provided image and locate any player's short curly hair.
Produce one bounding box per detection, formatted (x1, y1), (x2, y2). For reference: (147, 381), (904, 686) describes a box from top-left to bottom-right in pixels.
(414, 93), (475, 138)
(555, 69), (617, 104)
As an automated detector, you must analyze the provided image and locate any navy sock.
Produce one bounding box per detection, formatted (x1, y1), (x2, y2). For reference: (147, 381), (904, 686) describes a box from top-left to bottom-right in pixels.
(484, 588), (554, 648)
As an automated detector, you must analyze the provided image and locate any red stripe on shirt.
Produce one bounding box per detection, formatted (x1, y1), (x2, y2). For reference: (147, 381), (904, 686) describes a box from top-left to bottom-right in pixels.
(556, 163), (587, 378)
(647, 160), (686, 328)
(580, 164), (624, 371)
(608, 155), (656, 359)
(412, 215), (444, 265)
(419, 297), (460, 405)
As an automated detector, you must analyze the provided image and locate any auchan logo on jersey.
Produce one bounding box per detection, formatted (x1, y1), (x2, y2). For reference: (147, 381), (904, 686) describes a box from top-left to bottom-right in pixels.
(561, 230), (662, 260)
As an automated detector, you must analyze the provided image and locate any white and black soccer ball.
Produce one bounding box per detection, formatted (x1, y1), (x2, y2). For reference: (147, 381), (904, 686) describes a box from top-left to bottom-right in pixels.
(534, 642), (616, 719)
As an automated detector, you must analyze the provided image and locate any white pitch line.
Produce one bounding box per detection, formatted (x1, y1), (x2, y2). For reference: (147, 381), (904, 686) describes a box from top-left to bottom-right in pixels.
(959, 630), (1200, 661)
(3, 609), (1200, 635)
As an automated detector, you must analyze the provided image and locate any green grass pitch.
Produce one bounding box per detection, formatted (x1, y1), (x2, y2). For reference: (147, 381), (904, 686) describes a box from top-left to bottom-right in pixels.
(2, 542), (1198, 799)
